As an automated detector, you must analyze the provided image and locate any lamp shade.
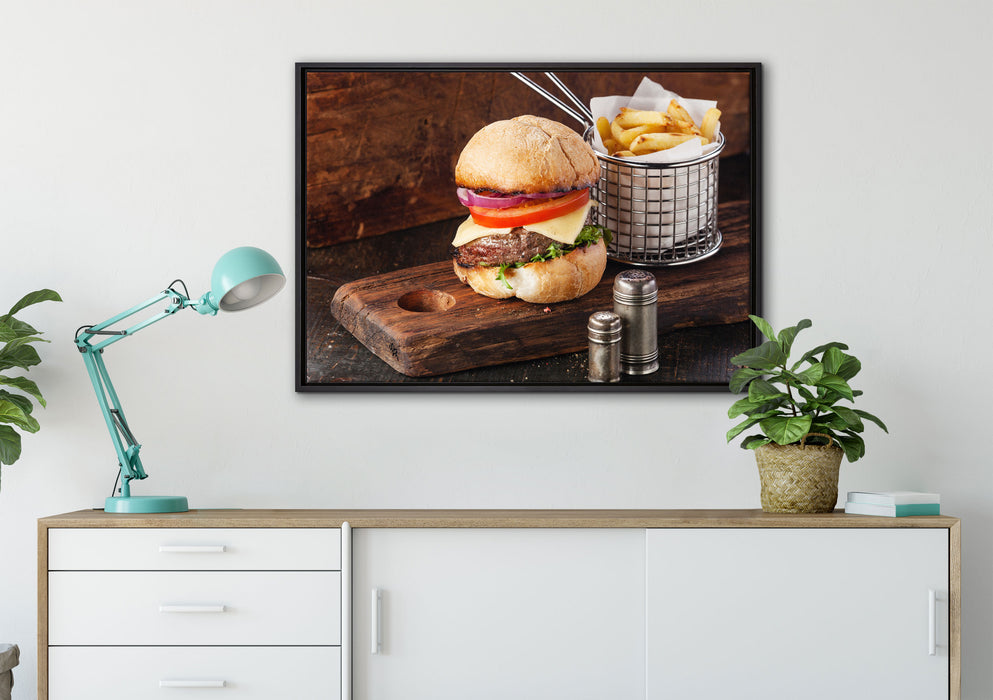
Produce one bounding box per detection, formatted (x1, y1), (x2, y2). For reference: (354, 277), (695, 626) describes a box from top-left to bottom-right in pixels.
(210, 246), (285, 311)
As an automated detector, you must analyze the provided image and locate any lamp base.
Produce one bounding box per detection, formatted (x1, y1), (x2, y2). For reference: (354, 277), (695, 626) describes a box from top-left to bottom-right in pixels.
(105, 495), (189, 513)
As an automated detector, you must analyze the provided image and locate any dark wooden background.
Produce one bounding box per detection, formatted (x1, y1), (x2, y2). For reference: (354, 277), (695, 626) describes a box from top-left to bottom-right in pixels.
(304, 70), (752, 248)
(298, 66), (758, 389)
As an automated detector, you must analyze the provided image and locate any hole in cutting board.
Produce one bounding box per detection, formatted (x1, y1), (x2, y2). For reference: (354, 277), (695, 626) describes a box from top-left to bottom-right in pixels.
(397, 289), (456, 312)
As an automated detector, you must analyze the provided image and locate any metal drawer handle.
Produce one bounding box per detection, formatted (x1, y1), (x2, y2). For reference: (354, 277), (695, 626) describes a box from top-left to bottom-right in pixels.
(159, 604), (227, 613)
(160, 679), (226, 688)
(928, 588), (937, 656)
(159, 545), (227, 553)
(371, 587), (382, 655)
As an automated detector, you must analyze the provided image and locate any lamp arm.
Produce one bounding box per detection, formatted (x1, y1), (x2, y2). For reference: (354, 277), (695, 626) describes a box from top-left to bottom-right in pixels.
(74, 286), (209, 492)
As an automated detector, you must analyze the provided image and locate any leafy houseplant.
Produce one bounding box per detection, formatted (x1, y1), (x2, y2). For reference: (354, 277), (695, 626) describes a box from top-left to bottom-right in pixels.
(0, 289), (62, 489)
(726, 315), (887, 512)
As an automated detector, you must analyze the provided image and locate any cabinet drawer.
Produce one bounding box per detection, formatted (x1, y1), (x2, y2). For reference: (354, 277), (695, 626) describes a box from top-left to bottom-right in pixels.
(48, 646), (340, 700)
(49, 571), (341, 645)
(48, 527), (340, 570)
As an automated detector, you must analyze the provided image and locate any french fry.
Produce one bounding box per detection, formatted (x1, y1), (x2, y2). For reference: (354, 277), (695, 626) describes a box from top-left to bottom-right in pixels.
(617, 124), (663, 148)
(600, 97), (723, 158)
(700, 107), (721, 143)
(614, 109), (670, 129)
(667, 119), (701, 136)
(596, 116), (612, 144)
(610, 119), (626, 147)
(666, 99), (694, 125)
(629, 132), (701, 155)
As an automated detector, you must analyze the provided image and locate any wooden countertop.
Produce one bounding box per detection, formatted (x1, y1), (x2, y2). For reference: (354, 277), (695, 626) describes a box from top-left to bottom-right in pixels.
(39, 508), (960, 529)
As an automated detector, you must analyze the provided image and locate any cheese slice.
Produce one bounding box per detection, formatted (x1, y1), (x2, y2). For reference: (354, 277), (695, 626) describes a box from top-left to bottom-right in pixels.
(451, 200), (593, 248)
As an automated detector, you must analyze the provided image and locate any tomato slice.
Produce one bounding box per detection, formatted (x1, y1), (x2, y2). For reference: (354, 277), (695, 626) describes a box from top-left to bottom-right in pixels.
(468, 189), (589, 228)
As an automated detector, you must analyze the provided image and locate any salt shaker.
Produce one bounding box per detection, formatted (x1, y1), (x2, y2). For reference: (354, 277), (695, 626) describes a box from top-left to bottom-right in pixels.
(587, 311), (622, 383)
(613, 270), (660, 375)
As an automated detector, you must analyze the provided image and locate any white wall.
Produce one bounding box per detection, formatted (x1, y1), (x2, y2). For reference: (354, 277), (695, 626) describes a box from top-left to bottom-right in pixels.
(1, 0), (990, 697)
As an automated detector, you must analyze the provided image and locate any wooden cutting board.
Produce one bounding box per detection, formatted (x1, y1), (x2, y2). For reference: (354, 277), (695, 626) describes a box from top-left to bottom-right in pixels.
(330, 206), (751, 377)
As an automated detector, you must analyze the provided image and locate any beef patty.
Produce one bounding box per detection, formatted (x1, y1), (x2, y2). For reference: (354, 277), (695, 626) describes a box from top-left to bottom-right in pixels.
(453, 228), (559, 267)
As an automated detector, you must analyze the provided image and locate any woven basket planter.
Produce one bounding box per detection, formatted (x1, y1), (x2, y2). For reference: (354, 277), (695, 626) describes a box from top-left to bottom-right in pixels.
(754, 436), (844, 513)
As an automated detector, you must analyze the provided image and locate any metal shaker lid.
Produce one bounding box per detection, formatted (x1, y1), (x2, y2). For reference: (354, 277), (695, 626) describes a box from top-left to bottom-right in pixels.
(613, 269), (658, 303)
(588, 311), (622, 341)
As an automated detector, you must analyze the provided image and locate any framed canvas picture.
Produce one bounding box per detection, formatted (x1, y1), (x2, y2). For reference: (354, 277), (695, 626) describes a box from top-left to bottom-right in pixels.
(296, 62), (761, 391)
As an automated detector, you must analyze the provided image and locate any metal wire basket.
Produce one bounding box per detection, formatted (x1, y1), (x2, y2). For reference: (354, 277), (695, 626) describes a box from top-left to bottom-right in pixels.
(584, 128), (725, 267)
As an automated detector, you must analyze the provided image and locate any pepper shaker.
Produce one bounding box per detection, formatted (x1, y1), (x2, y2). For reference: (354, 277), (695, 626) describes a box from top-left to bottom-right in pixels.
(587, 311), (622, 383)
(613, 270), (660, 375)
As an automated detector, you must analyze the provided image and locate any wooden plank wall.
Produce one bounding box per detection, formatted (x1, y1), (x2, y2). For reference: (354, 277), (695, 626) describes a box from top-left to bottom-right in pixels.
(304, 70), (752, 248)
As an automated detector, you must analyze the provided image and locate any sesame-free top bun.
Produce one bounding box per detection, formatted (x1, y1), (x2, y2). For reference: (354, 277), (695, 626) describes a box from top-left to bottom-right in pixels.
(453, 239), (607, 304)
(455, 115), (599, 194)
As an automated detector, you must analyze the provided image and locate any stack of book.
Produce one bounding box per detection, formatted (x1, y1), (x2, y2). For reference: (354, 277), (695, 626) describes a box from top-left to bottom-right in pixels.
(845, 491), (941, 517)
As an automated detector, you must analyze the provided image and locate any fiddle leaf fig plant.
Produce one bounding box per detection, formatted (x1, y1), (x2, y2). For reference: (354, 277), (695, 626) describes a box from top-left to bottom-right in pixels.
(0, 289), (62, 487)
(726, 315), (887, 463)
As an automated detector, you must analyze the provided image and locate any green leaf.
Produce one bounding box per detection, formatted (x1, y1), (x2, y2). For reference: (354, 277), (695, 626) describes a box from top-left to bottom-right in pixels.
(816, 373), (854, 401)
(0, 344), (41, 372)
(0, 399), (40, 433)
(776, 319), (812, 356)
(822, 346), (860, 378)
(0, 391), (33, 416)
(854, 409), (888, 433)
(795, 362), (824, 385)
(747, 378), (785, 403)
(0, 375), (45, 407)
(760, 414), (813, 445)
(740, 434), (772, 450)
(0, 424), (21, 465)
(748, 315), (777, 342)
(726, 411), (779, 442)
(4, 289), (62, 318)
(0, 317), (38, 340)
(796, 341), (849, 367)
(728, 395), (765, 419)
(835, 433), (866, 462)
(729, 367), (765, 394)
(731, 340), (787, 370)
(831, 405), (864, 430)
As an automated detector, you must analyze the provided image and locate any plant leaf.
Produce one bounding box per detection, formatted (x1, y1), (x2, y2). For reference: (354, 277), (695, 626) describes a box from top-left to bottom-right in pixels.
(0, 424), (21, 465)
(740, 434), (772, 450)
(747, 378), (784, 403)
(797, 341), (849, 367)
(0, 344), (41, 372)
(795, 362), (824, 385)
(728, 396), (767, 419)
(0, 391), (33, 416)
(816, 373), (854, 401)
(729, 367), (765, 394)
(727, 411), (779, 442)
(835, 433), (866, 462)
(0, 399), (40, 433)
(749, 315), (777, 342)
(776, 319), (812, 356)
(4, 289), (62, 318)
(831, 405), (864, 430)
(731, 340), (787, 370)
(760, 414), (813, 445)
(853, 409), (888, 433)
(0, 375), (45, 407)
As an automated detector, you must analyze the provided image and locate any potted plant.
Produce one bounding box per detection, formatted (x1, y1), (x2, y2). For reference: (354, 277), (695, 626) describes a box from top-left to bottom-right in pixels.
(726, 315), (887, 513)
(0, 289), (61, 490)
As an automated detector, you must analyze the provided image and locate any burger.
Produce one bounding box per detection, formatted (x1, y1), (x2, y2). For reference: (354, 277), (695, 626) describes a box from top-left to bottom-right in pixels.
(451, 115), (612, 304)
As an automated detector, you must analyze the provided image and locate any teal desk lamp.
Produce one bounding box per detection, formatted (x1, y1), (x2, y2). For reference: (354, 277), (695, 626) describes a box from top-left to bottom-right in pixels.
(74, 246), (285, 514)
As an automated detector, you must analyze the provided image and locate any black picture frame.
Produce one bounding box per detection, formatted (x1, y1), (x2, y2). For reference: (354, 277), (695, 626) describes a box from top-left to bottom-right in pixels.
(296, 62), (761, 392)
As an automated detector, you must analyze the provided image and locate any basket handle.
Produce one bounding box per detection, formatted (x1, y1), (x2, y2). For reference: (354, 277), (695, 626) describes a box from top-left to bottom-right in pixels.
(800, 432), (834, 448)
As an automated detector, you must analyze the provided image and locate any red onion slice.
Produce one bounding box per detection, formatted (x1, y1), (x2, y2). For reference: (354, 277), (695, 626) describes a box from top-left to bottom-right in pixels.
(456, 187), (578, 209)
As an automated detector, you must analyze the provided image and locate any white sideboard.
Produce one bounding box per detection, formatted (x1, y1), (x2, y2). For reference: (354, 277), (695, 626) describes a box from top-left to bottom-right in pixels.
(38, 509), (961, 700)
